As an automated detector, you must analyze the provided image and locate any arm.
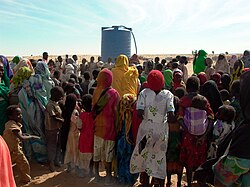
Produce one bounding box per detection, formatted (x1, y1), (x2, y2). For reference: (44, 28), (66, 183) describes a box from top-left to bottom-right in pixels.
(13, 130), (40, 141)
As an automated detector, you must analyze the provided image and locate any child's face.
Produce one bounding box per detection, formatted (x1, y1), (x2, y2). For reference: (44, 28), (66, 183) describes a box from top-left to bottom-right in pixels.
(12, 108), (23, 123)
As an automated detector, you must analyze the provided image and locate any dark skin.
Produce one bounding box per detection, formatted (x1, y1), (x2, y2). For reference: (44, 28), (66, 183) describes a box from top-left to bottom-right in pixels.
(10, 108), (40, 141)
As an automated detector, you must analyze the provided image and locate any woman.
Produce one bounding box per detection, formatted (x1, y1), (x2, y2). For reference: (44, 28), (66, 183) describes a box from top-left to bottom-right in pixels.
(193, 49), (207, 75)
(111, 54), (138, 97)
(163, 69), (173, 90)
(200, 80), (223, 115)
(116, 94), (138, 185)
(215, 54), (230, 74)
(213, 70), (250, 186)
(130, 70), (175, 187)
(0, 61), (10, 135)
(230, 59), (244, 85)
(18, 62), (54, 162)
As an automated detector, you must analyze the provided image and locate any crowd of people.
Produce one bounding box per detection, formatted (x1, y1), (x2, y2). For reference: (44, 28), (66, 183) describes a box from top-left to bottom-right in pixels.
(0, 49), (250, 187)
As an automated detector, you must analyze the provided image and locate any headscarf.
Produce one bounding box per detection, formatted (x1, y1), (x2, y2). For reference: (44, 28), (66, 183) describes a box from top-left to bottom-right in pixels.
(211, 73), (222, 88)
(230, 59), (244, 84)
(0, 55), (13, 78)
(197, 72), (207, 86)
(147, 70), (164, 92)
(112, 54), (138, 97)
(12, 55), (21, 64)
(228, 55), (237, 69)
(240, 71), (250, 121)
(11, 67), (33, 88)
(200, 80), (223, 115)
(163, 69), (173, 89)
(221, 73), (231, 91)
(13, 58), (34, 75)
(173, 71), (185, 90)
(241, 50), (250, 68)
(92, 68), (112, 106)
(193, 49), (207, 75)
(35, 61), (50, 77)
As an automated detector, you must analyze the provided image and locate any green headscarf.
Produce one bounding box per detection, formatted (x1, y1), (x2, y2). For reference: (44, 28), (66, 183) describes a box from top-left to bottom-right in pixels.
(193, 49), (207, 75)
(12, 56), (22, 64)
(12, 66), (33, 87)
(163, 69), (173, 89)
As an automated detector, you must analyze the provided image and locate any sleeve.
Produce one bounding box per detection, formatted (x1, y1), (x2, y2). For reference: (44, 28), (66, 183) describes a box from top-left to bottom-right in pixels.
(136, 91), (145, 110)
(205, 100), (214, 119)
(166, 92), (175, 112)
(47, 103), (56, 117)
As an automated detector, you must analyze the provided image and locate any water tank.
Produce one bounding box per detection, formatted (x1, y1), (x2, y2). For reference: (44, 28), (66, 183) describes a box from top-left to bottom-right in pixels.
(101, 26), (133, 62)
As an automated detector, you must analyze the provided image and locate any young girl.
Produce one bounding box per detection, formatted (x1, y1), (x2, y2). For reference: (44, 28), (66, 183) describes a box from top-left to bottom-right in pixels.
(130, 70), (175, 187)
(166, 96), (182, 187)
(178, 76), (214, 187)
(78, 94), (94, 177)
(204, 57), (215, 79)
(207, 105), (235, 159)
(63, 94), (80, 172)
(172, 72), (185, 90)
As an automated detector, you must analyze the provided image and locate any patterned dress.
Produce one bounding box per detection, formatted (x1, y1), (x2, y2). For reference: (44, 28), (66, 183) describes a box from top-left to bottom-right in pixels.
(130, 88), (174, 179)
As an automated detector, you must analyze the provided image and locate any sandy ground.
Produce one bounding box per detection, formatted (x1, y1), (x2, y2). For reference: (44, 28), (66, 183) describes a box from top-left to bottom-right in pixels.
(15, 161), (190, 187)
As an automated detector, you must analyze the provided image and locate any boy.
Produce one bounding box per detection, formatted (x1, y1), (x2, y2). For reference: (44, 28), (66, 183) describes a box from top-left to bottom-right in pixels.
(3, 105), (40, 184)
(44, 86), (64, 171)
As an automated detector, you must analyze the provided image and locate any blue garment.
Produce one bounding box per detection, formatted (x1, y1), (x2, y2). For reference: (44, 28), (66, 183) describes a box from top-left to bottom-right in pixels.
(117, 121), (138, 185)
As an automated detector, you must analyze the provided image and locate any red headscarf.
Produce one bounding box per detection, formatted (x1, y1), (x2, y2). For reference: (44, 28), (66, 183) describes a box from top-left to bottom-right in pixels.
(147, 70), (164, 91)
(197, 72), (208, 86)
(92, 68), (113, 106)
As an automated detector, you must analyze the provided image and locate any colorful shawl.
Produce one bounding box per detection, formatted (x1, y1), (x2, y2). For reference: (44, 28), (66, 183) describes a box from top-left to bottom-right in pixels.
(112, 54), (138, 97)
(230, 60), (244, 84)
(193, 50), (207, 75)
(92, 68), (120, 140)
(11, 66), (33, 88)
(197, 72), (208, 86)
(117, 94), (137, 144)
(13, 58), (34, 75)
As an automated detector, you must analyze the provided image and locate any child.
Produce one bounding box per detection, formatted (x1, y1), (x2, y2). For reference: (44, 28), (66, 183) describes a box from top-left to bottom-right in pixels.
(44, 86), (65, 172)
(78, 94), (94, 177)
(80, 71), (91, 95)
(220, 89), (231, 105)
(166, 96), (183, 187)
(207, 105), (235, 159)
(130, 70), (175, 187)
(178, 76), (214, 187)
(92, 68), (120, 185)
(172, 72), (185, 90)
(63, 94), (80, 172)
(3, 105), (40, 184)
(204, 57), (215, 79)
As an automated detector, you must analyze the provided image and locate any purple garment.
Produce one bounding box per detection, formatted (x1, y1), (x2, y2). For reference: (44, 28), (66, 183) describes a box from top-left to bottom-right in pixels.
(0, 55), (13, 78)
(183, 107), (208, 135)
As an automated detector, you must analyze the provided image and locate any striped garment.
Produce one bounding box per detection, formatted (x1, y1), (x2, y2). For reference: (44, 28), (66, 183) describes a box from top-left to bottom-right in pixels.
(183, 107), (208, 136)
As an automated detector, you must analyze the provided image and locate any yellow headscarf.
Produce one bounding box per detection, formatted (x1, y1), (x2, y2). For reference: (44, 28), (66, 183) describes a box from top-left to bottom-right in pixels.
(111, 54), (138, 97)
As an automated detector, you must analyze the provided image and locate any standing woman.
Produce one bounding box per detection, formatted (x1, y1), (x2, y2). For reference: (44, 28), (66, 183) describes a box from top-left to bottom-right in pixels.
(130, 70), (175, 187)
(193, 50), (207, 75)
(18, 62), (54, 162)
(0, 61), (10, 135)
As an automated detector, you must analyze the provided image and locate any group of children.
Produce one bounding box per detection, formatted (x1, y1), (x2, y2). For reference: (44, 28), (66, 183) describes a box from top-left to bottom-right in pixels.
(0, 50), (250, 187)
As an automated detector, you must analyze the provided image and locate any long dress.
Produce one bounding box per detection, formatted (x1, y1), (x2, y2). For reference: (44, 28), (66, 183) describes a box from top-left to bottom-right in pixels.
(130, 88), (174, 179)
(64, 109), (80, 169)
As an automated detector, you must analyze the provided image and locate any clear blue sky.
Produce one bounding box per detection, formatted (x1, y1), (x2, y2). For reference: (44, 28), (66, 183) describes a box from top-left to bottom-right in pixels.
(0, 0), (249, 56)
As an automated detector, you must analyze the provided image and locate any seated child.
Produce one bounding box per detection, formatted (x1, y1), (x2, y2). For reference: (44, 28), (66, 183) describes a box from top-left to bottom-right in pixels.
(78, 94), (94, 177)
(207, 105), (236, 159)
(3, 105), (40, 184)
